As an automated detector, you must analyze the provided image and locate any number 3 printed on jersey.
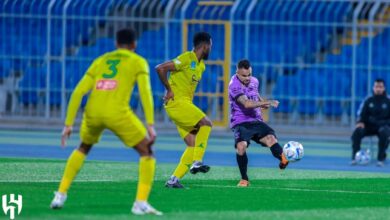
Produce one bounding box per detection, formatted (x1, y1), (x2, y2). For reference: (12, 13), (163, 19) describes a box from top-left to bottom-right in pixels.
(103, 59), (120, 79)
(97, 59), (120, 90)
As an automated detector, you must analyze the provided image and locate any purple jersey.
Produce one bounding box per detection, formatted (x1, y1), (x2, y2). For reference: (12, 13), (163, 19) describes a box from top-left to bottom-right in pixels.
(228, 75), (263, 128)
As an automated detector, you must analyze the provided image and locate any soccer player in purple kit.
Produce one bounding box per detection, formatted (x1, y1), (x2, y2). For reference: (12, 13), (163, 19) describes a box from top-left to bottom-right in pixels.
(228, 59), (289, 187)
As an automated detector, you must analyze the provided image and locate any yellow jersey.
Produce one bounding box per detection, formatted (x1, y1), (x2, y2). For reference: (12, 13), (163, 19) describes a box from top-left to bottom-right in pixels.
(65, 48), (154, 126)
(170, 51), (206, 102)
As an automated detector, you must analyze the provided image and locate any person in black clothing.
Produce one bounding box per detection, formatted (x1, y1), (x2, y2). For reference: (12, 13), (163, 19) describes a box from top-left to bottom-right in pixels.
(351, 79), (390, 167)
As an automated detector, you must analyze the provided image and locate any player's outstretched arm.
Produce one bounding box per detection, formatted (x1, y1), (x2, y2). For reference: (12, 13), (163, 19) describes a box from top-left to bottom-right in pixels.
(155, 61), (175, 104)
(257, 94), (264, 102)
(257, 94), (270, 109)
(237, 95), (279, 109)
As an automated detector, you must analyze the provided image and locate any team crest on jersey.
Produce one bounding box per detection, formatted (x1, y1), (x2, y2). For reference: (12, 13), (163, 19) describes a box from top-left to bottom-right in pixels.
(96, 79), (118, 90)
(190, 61), (196, 70)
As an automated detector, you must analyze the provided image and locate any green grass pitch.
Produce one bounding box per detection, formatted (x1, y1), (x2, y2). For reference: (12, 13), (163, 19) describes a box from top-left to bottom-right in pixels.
(1, 158), (390, 220)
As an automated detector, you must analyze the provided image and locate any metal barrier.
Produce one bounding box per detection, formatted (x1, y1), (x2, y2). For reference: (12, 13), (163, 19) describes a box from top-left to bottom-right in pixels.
(1, 0), (389, 129)
(182, 19), (231, 127)
(231, 0), (390, 128)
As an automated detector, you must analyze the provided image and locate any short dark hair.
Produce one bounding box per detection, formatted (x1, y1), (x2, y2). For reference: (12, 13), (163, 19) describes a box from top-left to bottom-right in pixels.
(237, 59), (251, 69)
(193, 32), (211, 48)
(375, 78), (385, 84)
(116, 28), (137, 45)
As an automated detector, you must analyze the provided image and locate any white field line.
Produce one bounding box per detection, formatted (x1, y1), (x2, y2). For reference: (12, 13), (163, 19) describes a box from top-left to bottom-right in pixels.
(191, 184), (390, 195)
(2, 180), (389, 195)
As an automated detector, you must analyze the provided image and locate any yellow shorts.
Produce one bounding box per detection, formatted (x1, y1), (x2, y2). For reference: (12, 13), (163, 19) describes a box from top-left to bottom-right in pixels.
(80, 111), (147, 147)
(165, 99), (206, 139)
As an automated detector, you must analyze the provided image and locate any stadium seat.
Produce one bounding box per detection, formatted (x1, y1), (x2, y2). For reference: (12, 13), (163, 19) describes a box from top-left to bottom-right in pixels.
(272, 75), (297, 113)
(19, 66), (46, 105)
(0, 60), (12, 79)
(296, 70), (322, 115)
(48, 61), (62, 106)
(5, 0), (388, 126)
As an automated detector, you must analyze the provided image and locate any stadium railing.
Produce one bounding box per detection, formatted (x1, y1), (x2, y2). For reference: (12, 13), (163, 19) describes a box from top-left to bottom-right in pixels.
(0, 0), (389, 130)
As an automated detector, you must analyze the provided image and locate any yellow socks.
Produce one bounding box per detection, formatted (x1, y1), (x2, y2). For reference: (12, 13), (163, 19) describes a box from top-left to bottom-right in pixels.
(172, 146), (194, 179)
(136, 156), (156, 201)
(58, 151), (156, 203)
(193, 126), (211, 162)
(58, 150), (86, 193)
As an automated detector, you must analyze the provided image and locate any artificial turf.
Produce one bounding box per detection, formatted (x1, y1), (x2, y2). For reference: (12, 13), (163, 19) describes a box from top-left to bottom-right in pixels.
(1, 158), (390, 220)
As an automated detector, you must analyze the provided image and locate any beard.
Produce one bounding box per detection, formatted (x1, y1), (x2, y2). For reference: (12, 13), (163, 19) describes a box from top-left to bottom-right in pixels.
(203, 52), (209, 60)
(238, 77), (250, 86)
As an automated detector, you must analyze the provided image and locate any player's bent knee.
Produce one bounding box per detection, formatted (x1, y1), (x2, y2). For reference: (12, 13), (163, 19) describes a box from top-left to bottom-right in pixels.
(352, 128), (365, 140)
(206, 119), (213, 127)
(269, 135), (277, 144)
(78, 143), (93, 155)
(135, 138), (153, 157)
(265, 135), (277, 147)
(236, 141), (247, 155)
(236, 148), (246, 155)
(198, 117), (213, 127)
(353, 128), (365, 136)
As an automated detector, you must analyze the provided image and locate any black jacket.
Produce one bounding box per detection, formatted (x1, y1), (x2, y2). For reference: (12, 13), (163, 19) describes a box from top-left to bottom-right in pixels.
(357, 94), (390, 128)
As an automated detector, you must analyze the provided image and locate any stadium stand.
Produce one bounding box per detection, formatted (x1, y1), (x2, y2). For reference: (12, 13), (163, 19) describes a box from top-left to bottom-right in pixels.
(0, 0), (389, 127)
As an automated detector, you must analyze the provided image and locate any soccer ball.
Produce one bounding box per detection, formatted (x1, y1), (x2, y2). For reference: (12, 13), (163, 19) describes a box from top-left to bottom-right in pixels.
(283, 141), (304, 162)
(355, 149), (371, 165)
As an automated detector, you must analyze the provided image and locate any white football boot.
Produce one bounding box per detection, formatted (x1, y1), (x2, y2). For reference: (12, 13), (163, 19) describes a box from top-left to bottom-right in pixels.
(131, 201), (163, 216)
(50, 191), (67, 209)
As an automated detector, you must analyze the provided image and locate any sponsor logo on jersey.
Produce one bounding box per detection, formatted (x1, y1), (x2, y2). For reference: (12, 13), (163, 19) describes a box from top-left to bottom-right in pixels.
(96, 79), (118, 90)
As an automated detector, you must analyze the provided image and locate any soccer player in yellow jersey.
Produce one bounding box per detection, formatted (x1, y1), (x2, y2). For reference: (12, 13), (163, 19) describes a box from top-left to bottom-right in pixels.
(156, 32), (213, 188)
(50, 29), (162, 215)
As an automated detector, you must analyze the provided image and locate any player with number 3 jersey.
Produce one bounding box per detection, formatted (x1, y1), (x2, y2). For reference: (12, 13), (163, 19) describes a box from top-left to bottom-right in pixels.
(50, 28), (162, 216)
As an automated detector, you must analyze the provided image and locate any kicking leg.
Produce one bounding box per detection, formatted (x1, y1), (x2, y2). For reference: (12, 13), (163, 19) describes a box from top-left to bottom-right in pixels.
(259, 134), (288, 169)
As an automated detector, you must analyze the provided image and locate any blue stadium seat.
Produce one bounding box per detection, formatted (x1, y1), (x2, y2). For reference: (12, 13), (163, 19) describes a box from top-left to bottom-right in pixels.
(65, 59), (91, 90)
(321, 70), (350, 116)
(96, 38), (115, 54)
(296, 70), (322, 115)
(48, 61), (62, 106)
(0, 60), (12, 79)
(137, 29), (165, 59)
(148, 61), (165, 110)
(323, 100), (343, 116)
(272, 75), (297, 113)
(19, 66), (46, 105)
